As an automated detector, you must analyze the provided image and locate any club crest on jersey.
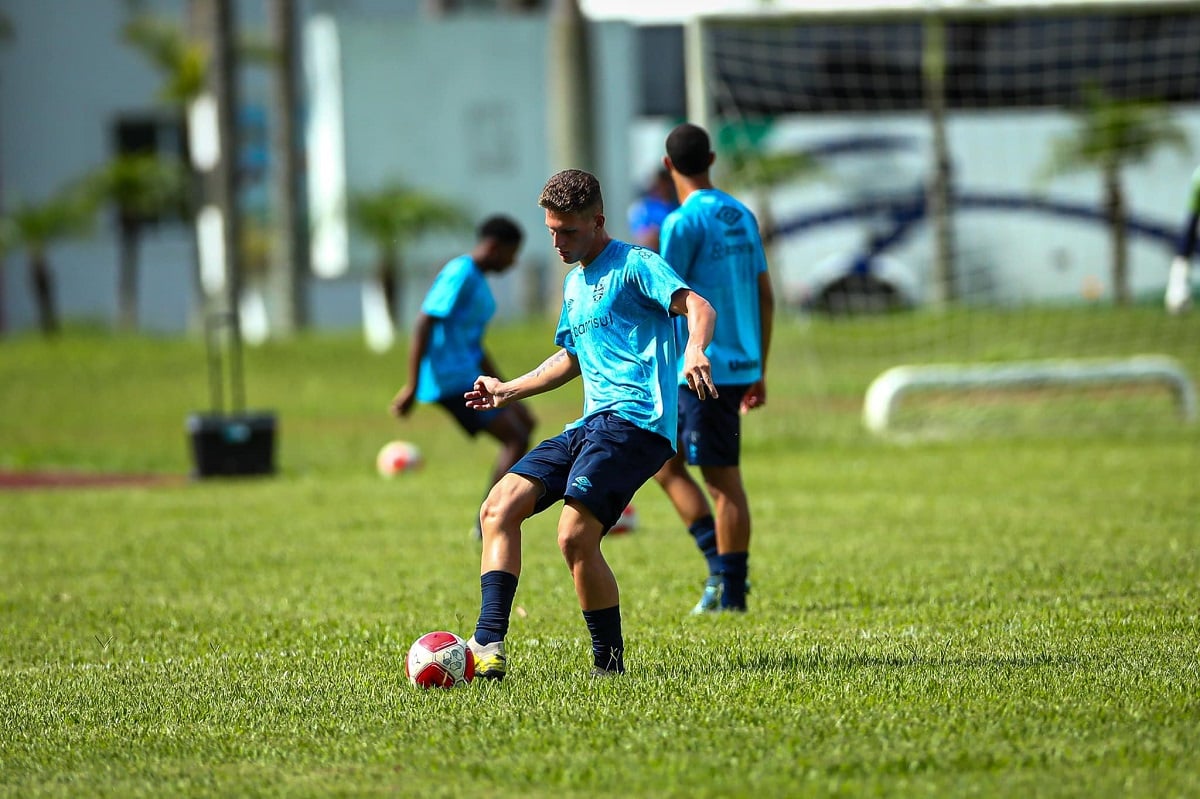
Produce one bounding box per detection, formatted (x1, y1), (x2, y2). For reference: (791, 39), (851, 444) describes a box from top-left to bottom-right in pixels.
(592, 278), (606, 302)
(717, 206), (743, 226)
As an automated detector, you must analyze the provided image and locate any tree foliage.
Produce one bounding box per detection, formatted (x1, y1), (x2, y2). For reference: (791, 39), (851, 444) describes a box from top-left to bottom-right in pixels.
(1041, 86), (1190, 305)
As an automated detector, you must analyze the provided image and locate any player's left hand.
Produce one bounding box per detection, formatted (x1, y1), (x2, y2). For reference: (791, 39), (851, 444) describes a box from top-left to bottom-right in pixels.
(740, 379), (766, 414)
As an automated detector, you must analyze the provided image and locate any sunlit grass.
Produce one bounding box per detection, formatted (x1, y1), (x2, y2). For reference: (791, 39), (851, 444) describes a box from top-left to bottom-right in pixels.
(1, 311), (1198, 797)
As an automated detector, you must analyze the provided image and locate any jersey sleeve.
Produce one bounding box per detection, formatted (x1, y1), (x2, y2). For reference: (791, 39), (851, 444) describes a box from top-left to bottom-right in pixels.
(553, 298), (577, 354)
(420, 259), (471, 318)
(659, 212), (700, 281)
(747, 210), (769, 276)
(631, 250), (688, 314)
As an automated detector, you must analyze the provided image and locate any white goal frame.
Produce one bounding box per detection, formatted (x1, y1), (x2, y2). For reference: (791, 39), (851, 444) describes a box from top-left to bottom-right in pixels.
(863, 356), (1198, 435)
(686, 0), (1200, 435)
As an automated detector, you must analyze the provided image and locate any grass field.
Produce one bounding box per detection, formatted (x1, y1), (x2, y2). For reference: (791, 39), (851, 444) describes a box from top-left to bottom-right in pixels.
(1, 309), (1198, 798)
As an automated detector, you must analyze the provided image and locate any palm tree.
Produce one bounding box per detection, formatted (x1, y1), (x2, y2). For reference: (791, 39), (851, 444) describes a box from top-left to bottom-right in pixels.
(122, 0), (282, 333)
(1, 185), (97, 336)
(84, 153), (190, 330)
(122, 2), (208, 105)
(120, 0), (208, 329)
(346, 182), (470, 328)
(1041, 86), (1190, 305)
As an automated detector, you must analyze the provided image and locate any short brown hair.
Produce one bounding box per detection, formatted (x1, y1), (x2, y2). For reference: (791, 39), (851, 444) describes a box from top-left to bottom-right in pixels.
(538, 169), (604, 216)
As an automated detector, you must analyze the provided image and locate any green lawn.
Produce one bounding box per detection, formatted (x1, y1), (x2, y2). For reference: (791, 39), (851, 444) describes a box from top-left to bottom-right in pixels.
(1, 311), (1198, 798)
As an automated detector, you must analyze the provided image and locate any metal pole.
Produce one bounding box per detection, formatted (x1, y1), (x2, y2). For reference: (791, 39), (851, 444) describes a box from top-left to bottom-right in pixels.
(684, 15), (714, 131)
(547, 0), (595, 174)
(267, 0), (308, 335)
(923, 13), (955, 305)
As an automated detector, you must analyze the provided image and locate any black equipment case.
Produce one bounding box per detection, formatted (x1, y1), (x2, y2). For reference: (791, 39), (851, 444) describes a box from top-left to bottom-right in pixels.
(186, 312), (277, 477)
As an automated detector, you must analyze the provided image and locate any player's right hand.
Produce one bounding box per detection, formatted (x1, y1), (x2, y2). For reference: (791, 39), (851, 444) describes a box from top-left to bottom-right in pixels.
(465, 376), (507, 410)
(390, 385), (416, 418)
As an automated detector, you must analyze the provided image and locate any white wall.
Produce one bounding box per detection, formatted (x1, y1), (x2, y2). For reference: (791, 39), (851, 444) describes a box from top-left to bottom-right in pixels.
(310, 12), (639, 324)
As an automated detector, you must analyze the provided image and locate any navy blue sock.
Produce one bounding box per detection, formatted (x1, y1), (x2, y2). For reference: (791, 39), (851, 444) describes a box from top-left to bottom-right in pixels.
(688, 515), (721, 577)
(581, 605), (624, 673)
(473, 570), (518, 645)
(718, 552), (749, 610)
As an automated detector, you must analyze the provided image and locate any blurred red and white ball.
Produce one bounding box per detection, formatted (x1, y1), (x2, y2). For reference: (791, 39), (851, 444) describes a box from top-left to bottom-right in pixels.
(610, 504), (638, 535)
(376, 440), (423, 477)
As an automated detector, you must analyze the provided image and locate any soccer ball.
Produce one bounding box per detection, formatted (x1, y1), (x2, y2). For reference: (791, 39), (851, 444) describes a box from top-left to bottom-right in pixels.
(377, 440), (422, 476)
(610, 503), (638, 535)
(405, 631), (475, 689)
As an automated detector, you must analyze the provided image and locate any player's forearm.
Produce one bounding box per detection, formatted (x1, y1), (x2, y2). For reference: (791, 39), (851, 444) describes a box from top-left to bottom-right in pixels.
(406, 314), (434, 387)
(497, 349), (579, 401)
(682, 291), (716, 354)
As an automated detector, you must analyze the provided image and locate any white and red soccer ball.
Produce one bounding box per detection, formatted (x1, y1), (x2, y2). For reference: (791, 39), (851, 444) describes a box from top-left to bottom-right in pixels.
(376, 440), (423, 477)
(405, 631), (475, 689)
(610, 503), (638, 535)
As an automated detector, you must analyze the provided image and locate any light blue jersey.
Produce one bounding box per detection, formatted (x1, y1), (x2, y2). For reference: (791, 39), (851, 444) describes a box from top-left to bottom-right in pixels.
(416, 255), (495, 402)
(660, 188), (768, 385)
(554, 240), (688, 445)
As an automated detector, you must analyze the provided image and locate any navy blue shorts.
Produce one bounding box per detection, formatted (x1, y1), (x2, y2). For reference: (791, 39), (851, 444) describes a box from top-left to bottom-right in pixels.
(436, 395), (502, 437)
(678, 384), (750, 467)
(511, 412), (675, 533)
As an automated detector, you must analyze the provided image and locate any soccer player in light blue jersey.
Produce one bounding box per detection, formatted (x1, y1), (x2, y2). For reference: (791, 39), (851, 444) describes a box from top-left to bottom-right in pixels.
(463, 169), (717, 679)
(652, 122), (775, 614)
(1165, 164), (1200, 314)
(390, 215), (536, 538)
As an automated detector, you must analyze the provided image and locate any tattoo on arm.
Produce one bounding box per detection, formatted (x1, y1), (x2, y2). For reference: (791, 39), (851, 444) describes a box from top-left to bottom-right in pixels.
(529, 349), (567, 380)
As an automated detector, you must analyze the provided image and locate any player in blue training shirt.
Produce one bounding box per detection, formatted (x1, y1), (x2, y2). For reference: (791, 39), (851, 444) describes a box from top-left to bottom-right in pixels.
(390, 215), (536, 538)
(1165, 164), (1200, 314)
(627, 167), (678, 252)
(652, 122), (775, 614)
(463, 169), (717, 679)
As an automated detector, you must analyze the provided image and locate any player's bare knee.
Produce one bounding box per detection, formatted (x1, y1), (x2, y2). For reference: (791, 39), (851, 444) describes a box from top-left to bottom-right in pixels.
(556, 504), (599, 564)
(556, 527), (592, 566)
(480, 474), (535, 531)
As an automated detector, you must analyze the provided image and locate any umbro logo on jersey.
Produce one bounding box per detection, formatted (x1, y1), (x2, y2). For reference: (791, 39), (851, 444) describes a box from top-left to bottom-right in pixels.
(717, 206), (743, 226)
(572, 475), (593, 492)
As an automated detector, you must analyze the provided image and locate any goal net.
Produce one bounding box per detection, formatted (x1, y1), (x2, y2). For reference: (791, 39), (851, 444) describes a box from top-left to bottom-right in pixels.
(686, 0), (1200, 440)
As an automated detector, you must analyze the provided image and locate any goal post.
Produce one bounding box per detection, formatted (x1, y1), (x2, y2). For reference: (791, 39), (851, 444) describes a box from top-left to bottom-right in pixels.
(682, 0), (1200, 440)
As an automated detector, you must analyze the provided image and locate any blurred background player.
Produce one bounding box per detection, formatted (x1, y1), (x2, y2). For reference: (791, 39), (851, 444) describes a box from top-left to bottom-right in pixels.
(626, 166), (679, 252)
(390, 214), (536, 539)
(1165, 164), (1200, 314)
(463, 169), (717, 679)
(652, 122), (775, 614)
